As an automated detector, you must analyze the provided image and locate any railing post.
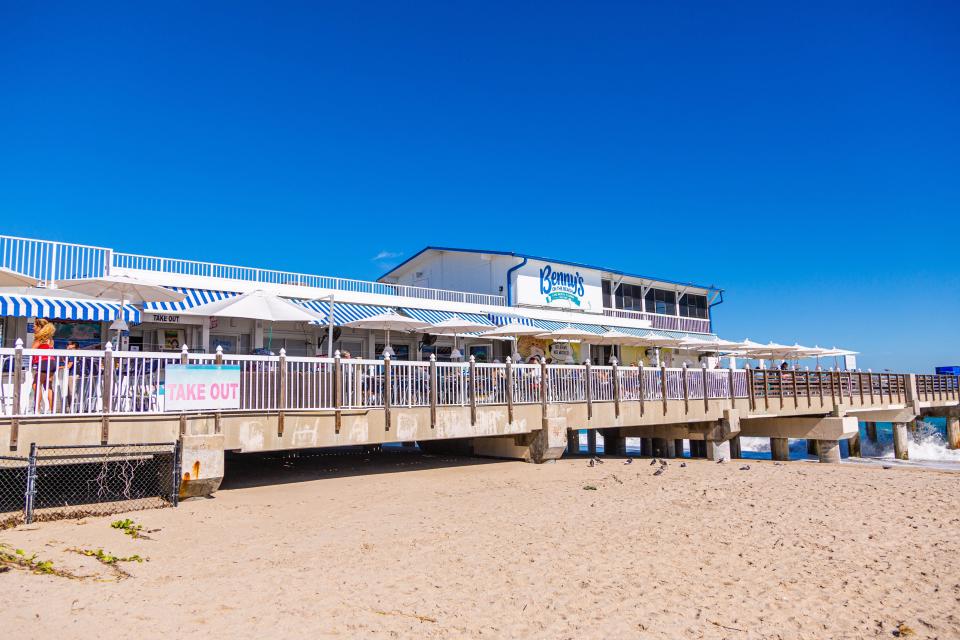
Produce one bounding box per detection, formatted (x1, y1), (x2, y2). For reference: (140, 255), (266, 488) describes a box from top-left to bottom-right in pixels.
(660, 364), (669, 413)
(763, 366), (770, 410)
(584, 360), (593, 420)
(213, 345), (223, 434)
(746, 364), (755, 411)
(429, 354), (437, 429)
(540, 357), (548, 427)
(505, 357), (513, 425)
(681, 363), (689, 413)
(868, 372), (875, 404)
(858, 372), (865, 404)
(179, 344), (189, 437)
(469, 356), (477, 426)
(277, 348), (287, 438)
(334, 351), (342, 434)
(101, 342), (113, 445)
(792, 367), (799, 408)
(612, 357), (620, 418)
(24, 442), (37, 525)
(10, 338), (23, 450)
(727, 365), (735, 404)
(383, 353), (392, 432)
(804, 368), (811, 407)
(701, 363), (709, 412)
(638, 363), (645, 416)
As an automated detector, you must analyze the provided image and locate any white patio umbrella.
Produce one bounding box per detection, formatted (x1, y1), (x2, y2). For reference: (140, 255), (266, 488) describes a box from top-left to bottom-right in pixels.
(592, 329), (646, 346)
(342, 311), (431, 358)
(478, 321), (545, 362)
(535, 326), (601, 342)
(57, 274), (186, 346)
(186, 290), (325, 353)
(0, 267), (39, 287)
(420, 316), (494, 360)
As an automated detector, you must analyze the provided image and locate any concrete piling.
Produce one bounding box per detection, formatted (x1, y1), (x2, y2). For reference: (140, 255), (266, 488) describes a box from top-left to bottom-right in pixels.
(640, 438), (652, 457)
(806, 439), (819, 457)
(602, 429), (627, 456)
(674, 439), (685, 458)
(848, 431), (861, 457)
(892, 422), (909, 460)
(865, 422), (878, 443)
(817, 439), (841, 464)
(771, 437), (789, 461)
(651, 438), (667, 457)
(567, 430), (580, 455)
(663, 438), (676, 459)
(947, 416), (960, 450)
(587, 430), (597, 455)
(704, 439), (730, 461)
(729, 436), (742, 459)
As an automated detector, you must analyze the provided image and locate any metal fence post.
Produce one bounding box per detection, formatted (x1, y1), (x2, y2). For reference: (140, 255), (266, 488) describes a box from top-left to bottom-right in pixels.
(171, 439), (182, 507)
(10, 338), (23, 450)
(24, 442), (37, 524)
(468, 355), (477, 426)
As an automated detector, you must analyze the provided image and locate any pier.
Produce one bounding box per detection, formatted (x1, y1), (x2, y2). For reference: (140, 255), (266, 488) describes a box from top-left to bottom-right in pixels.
(2, 343), (957, 497)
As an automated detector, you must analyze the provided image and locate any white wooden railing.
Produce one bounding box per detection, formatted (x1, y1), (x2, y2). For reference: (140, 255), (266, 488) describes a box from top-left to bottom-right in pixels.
(0, 234), (506, 306)
(602, 308), (711, 334)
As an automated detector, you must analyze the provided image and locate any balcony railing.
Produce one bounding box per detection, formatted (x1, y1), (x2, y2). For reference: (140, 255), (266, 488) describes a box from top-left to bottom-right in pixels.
(0, 235), (506, 307)
(602, 308), (711, 334)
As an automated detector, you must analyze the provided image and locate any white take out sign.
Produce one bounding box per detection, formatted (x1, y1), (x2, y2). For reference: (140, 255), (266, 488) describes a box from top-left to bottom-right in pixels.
(163, 364), (241, 411)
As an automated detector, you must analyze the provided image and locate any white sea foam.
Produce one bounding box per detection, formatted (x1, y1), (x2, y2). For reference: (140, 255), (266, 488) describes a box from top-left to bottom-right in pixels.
(861, 420), (960, 463)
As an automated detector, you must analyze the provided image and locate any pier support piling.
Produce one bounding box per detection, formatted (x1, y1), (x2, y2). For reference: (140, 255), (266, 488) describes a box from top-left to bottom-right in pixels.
(663, 438), (676, 459)
(892, 422), (909, 460)
(674, 439), (685, 458)
(770, 437), (790, 462)
(586, 430), (597, 455)
(601, 429), (627, 456)
(848, 431), (861, 458)
(651, 438), (667, 458)
(729, 436), (742, 459)
(704, 439), (730, 462)
(640, 438), (652, 457)
(817, 439), (841, 464)
(806, 439), (819, 457)
(947, 416), (960, 450)
(865, 422), (878, 444)
(567, 430), (580, 455)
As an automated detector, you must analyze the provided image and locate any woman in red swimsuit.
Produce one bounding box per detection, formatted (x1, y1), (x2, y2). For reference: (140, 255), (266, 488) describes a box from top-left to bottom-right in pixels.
(32, 318), (57, 412)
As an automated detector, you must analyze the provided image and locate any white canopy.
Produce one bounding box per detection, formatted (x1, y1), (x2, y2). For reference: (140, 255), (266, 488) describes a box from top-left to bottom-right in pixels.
(479, 322), (545, 339)
(57, 274), (186, 304)
(187, 290), (324, 322)
(591, 329), (646, 346)
(0, 268), (39, 288)
(631, 333), (686, 348)
(342, 312), (431, 332)
(535, 326), (599, 342)
(419, 316), (493, 335)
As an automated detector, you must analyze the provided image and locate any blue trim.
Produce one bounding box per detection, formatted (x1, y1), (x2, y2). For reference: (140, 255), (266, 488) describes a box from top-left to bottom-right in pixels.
(379, 247), (722, 294)
(505, 256), (527, 306)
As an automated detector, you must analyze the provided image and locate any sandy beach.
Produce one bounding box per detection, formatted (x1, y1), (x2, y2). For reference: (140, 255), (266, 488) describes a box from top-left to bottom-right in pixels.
(3, 448), (959, 639)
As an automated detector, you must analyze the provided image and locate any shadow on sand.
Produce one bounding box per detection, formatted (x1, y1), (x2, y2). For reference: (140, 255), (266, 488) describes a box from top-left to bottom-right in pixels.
(219, 445), (510, 491)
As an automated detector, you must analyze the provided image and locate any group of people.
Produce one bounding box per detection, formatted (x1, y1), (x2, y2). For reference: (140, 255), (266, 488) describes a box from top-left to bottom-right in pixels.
(28, 319), (80, 412)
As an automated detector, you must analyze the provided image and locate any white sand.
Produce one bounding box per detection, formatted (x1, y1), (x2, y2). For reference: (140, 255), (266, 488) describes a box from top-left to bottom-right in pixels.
(3, 450), (959, 638)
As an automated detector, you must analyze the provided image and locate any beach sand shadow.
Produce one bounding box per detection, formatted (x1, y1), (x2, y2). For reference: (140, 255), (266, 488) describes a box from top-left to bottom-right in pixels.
(219, 445), (507, 491)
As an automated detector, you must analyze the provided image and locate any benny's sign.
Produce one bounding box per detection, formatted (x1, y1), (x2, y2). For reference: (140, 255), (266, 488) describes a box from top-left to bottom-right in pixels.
(514, 259), (603, 311)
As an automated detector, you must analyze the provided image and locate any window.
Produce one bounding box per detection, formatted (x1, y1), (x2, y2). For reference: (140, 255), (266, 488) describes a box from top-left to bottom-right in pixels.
(679, 294), (708, 319)
(602, 280), (613, 308)
(644, 288), (677, 315)
(614, 283), (644, 312)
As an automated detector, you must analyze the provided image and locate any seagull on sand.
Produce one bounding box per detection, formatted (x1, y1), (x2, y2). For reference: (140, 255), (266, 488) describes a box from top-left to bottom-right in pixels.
(653, 467), (664, 476)
(624, 458), (633, 465)
(739, 465), (751, 471)
(649, 459), (657, 466)
(716, 456), (725, 464)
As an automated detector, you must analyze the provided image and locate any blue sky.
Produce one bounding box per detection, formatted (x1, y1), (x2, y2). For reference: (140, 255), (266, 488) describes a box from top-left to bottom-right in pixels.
(1, 2), (957, 371)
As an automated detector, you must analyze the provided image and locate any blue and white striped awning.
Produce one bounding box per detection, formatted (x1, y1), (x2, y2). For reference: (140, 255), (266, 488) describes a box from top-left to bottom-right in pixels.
(487, 313), (536, 326)
(400, 308), (494, 326)
(610, 326), (717, 340)
(143, 287), (240, 313)
(294, 300), (395, 325)
(0, 295), (140, 323)
(530, 319), (607, 334)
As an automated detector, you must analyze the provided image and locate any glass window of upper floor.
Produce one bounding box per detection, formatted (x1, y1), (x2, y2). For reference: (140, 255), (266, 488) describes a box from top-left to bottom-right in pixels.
(602, 280), (707, 318)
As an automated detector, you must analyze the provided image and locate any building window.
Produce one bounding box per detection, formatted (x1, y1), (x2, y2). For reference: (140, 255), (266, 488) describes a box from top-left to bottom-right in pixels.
(602, 280), (613, 308)
(614, 283), (644, 312)
(679, 294), (708, 319)
(644, 288), (677, 315)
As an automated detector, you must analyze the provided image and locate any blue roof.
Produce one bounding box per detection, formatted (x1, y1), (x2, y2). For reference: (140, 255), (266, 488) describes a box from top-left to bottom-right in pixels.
(380, 247), (721, 293)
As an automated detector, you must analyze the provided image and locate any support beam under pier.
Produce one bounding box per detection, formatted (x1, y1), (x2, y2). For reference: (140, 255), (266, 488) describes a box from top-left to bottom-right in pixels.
(817, 439), (841, 464)
(771, 437), (790, 461)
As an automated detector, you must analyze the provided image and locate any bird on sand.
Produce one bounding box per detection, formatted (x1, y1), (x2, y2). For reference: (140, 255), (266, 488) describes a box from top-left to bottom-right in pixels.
(649, 459), (657, 466)
(716, 457), (725, 464)
(679, 462), (687, 468)
(624, 458), (633, 465)
(739, 465), (751, 471)
(588, 459), (595, 467)
(653, 467), (664, 476)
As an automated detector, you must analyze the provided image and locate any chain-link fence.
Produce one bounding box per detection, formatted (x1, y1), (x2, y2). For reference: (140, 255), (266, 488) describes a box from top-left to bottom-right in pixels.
(0, 442), (180, 528)
(0, 455), (30, 529)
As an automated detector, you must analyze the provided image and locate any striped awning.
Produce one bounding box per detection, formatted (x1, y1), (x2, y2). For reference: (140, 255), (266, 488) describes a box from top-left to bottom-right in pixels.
(0, 294), (140, 322)
(530, 319), (607, 334)
(295, 300), (395, 325)
(487, 313), (536, 326)
(610, 326), (717, 341)
(143, 287), (240, 313)
(400, 308), (494, 326)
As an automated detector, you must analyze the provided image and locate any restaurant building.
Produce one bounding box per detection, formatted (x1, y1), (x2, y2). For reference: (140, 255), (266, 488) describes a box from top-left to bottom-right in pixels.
(0, 235), (721, 365)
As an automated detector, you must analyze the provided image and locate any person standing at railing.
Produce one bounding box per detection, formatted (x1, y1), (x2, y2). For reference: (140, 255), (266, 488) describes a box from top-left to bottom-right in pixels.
(31, 319), (57, 412)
